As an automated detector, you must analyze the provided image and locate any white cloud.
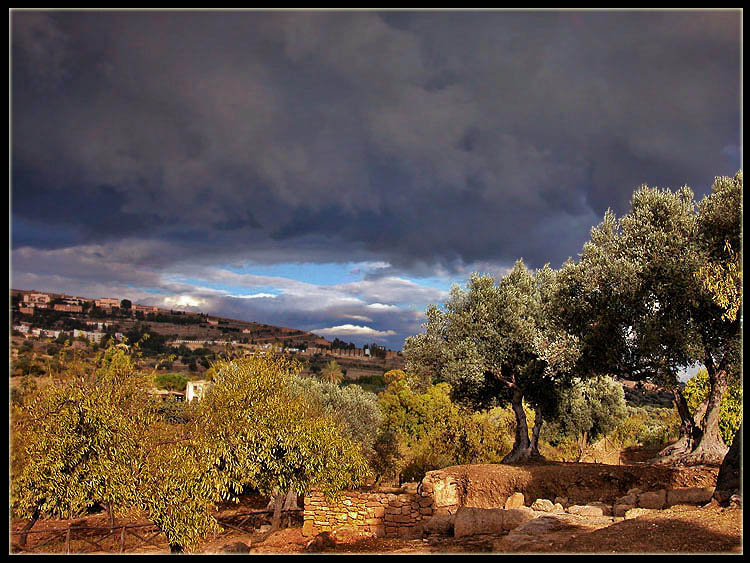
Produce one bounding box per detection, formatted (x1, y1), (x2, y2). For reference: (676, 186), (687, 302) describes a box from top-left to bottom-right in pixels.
(312, 324), (397, 339)
(367, 302), (399, 310)
(162, 294), (205, 308)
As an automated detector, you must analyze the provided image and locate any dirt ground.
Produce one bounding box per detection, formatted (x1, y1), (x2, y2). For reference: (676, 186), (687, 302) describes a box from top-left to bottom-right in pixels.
(10, 459), (741, 555)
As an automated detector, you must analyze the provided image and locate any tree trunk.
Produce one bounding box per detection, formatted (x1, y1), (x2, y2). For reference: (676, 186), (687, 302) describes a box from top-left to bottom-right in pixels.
(501, 389), (543, 463)
(714, 423), (741, 504)
(107, 504), (115, 529)
(685, 359), (729, 465)
(169, 544), (184, 554)
(270, 492), (285, 531)
(282, 487), (299, 511)
(529, 406), (544, 457)
(18, 509), (39, 547)
(657, 388), (702, 460)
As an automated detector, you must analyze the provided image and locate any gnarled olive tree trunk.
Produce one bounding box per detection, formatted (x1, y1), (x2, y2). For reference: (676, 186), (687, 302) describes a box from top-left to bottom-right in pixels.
(501, 389), (544, 464)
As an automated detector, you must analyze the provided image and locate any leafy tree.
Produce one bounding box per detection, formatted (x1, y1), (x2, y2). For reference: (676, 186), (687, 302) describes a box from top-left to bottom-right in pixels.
(292, 377), (383, 461)
(11, 344), (153, 538)
(375, 374), (513, 482)
(556, 172), (742, 464)
(403, 261), (580, 462)
(192, 352), (371, 531)
(542, 376), (627, 459)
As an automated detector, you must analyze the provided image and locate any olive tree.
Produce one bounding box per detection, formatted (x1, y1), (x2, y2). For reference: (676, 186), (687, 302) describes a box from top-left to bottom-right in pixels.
(542, 376), (627, 459)
(404, 261), (580, 463)
(556, 172), (742, 464)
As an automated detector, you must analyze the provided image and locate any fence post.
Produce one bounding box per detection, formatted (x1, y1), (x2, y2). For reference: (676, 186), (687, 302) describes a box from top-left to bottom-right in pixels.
(65, 527), (71, 554)
(120, 526), (126, 553)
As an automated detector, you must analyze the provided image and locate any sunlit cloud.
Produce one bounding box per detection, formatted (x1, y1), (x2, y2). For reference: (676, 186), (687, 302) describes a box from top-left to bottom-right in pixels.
(311, 324), (398, 339)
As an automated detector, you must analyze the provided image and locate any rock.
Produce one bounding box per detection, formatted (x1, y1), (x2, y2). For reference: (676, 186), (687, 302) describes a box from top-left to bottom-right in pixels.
(551, 503), (565, 514)
(305, 531), (337, 552)
(257, 524), (271, 534)
(504, 492), (525, 509)
(530, 498), (555, 512)
(422, 514), (455, 536)
(588, 501), (612, 516)
(554, 496), (569, 508)
(624, 508), (655, 519)
(614, 503), (635, 517)
(502, 507), (539, 530)
(666, 487), (715, 507)
(627, 487), (642, 496)
(302, 519), (316, 537)
(221, 541), (250, 553)
(431, 478), (459, 508)
(454, 507), (505, 538)
(729, 494), (742, 508)
(637, 489), (666, 510)
(567, 505), (604, 517)
(616, 493), (638, 506)
(400, 482), (419, 494)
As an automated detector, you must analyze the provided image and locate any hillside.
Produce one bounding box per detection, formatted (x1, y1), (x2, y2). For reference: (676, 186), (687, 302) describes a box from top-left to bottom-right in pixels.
(10, 288), (405, 382)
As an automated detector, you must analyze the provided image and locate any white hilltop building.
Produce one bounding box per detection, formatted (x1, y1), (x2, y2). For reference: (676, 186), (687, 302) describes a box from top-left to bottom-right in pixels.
(186, 380), (212, 402)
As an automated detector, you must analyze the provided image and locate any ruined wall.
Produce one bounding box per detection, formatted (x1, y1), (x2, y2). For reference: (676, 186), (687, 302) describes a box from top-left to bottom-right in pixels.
(303, 487), (433, 538)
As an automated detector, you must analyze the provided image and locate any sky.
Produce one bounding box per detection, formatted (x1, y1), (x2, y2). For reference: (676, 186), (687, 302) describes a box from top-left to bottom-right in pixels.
(10, 9), (742, 351)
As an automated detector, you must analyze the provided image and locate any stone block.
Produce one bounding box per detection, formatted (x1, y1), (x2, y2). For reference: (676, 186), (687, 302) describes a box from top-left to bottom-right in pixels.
(531, 498), (555, 512)
(588, 501), (612, 516)
(624, 507), (655, 519)
(502, 507), (538, 531)
(665, 487), (715, 507)
(637, 489), (666, 510)
(302, 520), (316, 537)
(432, 478), (459, 508)
(504, 492), (525, 509)
(616, 493), (637, 506)
(422, 514), (455, 536)
(614, 503), (635, 517)
(454, 507), (506, 538)
(567, 505), (604, 517)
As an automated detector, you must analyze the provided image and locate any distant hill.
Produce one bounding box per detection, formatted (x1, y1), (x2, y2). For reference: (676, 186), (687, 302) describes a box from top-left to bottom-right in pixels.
(11, 288), (333, 349)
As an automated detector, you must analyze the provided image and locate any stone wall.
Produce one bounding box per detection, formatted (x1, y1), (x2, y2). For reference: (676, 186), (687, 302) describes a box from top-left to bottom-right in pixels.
(303, 486), (433, 538)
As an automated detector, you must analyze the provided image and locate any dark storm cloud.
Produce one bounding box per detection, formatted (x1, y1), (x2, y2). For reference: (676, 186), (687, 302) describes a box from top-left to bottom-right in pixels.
(11, 10), (741, 272)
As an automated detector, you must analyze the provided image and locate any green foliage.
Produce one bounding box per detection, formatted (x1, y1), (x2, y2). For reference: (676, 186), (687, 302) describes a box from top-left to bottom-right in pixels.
(293, 377), (383, 461)
(375, 375), (514, 483)
(609, 406), (681, 449)
(404, 262), (578, 410)
(545, 376), (628, 445)
(154, 371), (189, 392)
(193, 352), (372, 500)
(683, 368), (743, 446)
(11, 344), (153, 521)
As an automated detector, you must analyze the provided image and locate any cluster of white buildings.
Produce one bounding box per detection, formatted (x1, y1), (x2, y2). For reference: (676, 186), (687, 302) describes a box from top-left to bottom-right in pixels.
(12, 323), (123, 344)
(17, 291), (161, 316)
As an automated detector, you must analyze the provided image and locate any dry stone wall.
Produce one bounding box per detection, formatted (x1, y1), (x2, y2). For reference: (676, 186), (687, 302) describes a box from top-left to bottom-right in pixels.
(303, 486), (433, 538)
(303, 464), (717, 539)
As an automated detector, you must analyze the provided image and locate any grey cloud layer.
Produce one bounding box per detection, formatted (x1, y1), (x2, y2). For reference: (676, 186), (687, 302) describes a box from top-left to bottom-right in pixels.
(12, 10), (740, 274)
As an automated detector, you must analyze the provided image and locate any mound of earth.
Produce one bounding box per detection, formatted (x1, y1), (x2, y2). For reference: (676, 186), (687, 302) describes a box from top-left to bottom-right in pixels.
(423, 460), (718, 507)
